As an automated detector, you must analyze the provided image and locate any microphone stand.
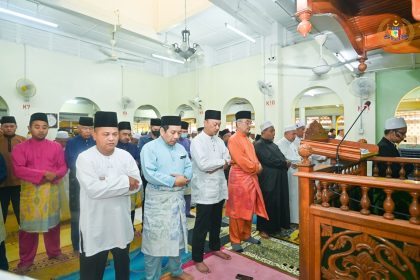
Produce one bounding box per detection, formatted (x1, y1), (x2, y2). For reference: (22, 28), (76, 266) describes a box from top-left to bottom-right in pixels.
(334, 104), (370, 173)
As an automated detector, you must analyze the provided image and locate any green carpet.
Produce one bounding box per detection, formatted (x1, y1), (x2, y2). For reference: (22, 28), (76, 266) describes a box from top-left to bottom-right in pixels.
(242, 237), (300, 277)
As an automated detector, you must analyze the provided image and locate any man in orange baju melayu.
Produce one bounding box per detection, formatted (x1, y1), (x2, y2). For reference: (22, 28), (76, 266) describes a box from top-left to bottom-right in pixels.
(226, 110), (268, 252)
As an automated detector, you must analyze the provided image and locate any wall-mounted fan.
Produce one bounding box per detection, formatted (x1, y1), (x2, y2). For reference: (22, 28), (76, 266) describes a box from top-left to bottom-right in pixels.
(349, 77), (375, 100)
(189, 96), (202, 110)
(16, 78), (36, 101)
(257, 80), (274, 96)
(16, 45), (36, 101)
(121, 96), (133, 110)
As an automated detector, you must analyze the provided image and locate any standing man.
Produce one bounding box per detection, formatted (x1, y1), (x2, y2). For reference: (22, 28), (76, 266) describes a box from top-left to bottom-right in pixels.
(76, 111), (140, 280)
(138, 118), (161, 217)
(374, 117), (413, 217)
(254, 121), (290, 238)
(0, 153), (8, 271)
(138, 118), (161, 152)
(140, 116), (193, 280)
(12, 113), (68, 272)
(293, 121), (305, 148)
(0, 116), (26, 224)
(218, 129), (231, 147)
(117, 121), (141, 227)
(65, 116), (95, 254)
(178, 121), (194, 218)
(276, 125), (301, 224)
(226, 111), (268, 252)
(191, 110), (231, 273)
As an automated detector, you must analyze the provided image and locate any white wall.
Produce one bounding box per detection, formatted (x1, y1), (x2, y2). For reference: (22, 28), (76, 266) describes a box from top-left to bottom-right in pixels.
(0, 39), (377, 144)
(0, 41), (168, 138)
(277, 40), (376, 143)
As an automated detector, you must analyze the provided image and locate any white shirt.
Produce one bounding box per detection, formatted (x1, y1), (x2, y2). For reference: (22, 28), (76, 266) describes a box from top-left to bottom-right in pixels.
(190, 131), (230, 204)
(76, 146), (141, 257)
(277, 137), (301, 163)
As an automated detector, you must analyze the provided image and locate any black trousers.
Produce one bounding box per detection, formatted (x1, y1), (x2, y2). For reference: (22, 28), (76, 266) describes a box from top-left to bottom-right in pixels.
(192, 199), (224, 262)
(0, 241), (8, 271)
(80, 245), (130, 280)
(0, 186), (20, 224)
(69, 173), (81, 251)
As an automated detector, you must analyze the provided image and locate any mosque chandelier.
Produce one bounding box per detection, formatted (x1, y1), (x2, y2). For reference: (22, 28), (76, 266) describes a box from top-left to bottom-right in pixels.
(171, 0), (202, 61)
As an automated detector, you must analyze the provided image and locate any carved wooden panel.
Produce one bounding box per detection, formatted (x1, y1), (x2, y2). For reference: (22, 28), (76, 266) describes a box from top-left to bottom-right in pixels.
(320, 225), (420, 279)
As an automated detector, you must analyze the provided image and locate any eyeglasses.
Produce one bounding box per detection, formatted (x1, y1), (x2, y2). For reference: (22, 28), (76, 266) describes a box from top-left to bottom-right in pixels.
(394, 130), (406, 138)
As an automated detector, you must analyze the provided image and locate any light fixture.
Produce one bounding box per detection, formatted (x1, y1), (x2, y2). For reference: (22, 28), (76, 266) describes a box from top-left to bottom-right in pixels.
(344, 63), (354, 72)
(0, 7), (58, 28)
(171, 0), (202, 61)
(335, 53), (354, 72)
(225, 23), (256, 43)
(151, 54), (185, 64)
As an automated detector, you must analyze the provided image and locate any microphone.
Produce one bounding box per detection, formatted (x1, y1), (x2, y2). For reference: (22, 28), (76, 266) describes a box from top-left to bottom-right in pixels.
(334, 100), (371, 173)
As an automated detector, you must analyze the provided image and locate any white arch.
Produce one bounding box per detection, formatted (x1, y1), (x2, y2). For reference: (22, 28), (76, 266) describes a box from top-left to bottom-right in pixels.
(222, 97), (255, 117)
(0, 96), (10, 117)
(133, 105), (161, 121)
(175, 104), (196, 119)
(395, 86), (420, 144)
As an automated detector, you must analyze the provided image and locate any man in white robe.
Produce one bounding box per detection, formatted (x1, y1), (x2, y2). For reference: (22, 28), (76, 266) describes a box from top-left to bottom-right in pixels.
(76, 111), (140, 280)
(190, 110), (231, 273)
(276, 125), (301, 224)
(140, 115), (193, 280)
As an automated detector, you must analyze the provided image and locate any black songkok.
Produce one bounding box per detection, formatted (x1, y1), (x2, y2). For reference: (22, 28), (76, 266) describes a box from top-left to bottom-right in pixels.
(204, 110), (221, 120)
(79, 117), (93, 126)
(161, 116), (181, 126)
(118, 121), (131, 131)
(219, 129), (230, 137)
(1, 116), (16, 124)
(197, 127), (204, 133)
(181, 121), (189, 130)
(150, 118), (161, 126)
(94, 111), (118, 128)
(30, 113), (48, 125)
(235, 111), (251, 120)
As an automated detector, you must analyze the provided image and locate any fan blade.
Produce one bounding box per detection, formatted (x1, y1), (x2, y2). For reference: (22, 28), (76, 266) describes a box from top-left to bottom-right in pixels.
(282, 64), (313, 70)
(118, 57), (146, 63)
(98, 48), (113, 57)
(96, 58), (114, 64)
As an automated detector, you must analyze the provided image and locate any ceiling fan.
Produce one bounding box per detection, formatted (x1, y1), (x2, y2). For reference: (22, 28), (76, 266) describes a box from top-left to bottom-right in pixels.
(97, 11), (145, 64)
(282, 34), (347, 76)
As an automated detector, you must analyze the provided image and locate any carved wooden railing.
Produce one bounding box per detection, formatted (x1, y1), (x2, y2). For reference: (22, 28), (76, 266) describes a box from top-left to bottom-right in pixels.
(369, 156), (420, 181)
(296, 150), (420, 280)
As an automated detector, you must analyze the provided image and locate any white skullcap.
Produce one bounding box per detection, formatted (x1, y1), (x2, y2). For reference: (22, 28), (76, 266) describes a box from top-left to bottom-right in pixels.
(56, 131), (69, 139)
(296, 121), (305, 128)
(284, 124), (297, 133)
(260, 121), (274, 132)
(385, 117), (406, 130)
(132, 133), (142, 140)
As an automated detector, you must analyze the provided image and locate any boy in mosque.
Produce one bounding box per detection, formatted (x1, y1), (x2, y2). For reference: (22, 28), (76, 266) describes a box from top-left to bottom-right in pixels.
(76, 111), (140, 280)
(372, 117), (414, 217)
(191, 110), (232, 273)
(178, 121), (194, 218)
(116, 121), (141, 229)
(276, 125), (301, 224)
(328, 128), (336, 139)
(226, 111), (268, 252)
(65, 116), (95, 254)
(254, 121), (290, 239)
(0, 116), (26, 225)
(335, 128), (345, 140)
(12, 112), (68, 273)
(140, 115), (193, 280)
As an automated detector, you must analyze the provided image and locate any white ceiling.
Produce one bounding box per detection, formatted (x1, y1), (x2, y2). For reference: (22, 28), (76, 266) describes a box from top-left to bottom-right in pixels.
(0, 0), (418, 76)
